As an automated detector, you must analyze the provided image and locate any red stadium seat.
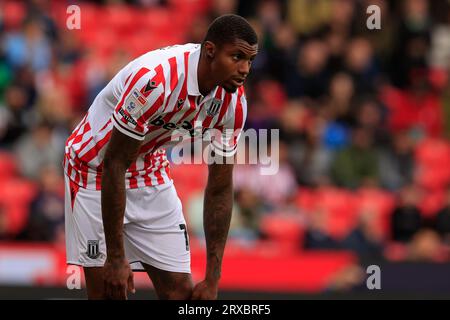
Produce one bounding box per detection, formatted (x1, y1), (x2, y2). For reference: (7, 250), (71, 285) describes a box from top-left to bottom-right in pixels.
(167, 0), (211, 16)
(0, 179), (37, 235)
(103, 5), (138, 34)
(419, 189), (446, 218)
(169, 164), (208, 204)
(355, 188), (396, 240)
(1, 0), (26, 30)
(296, 187), (317, 214)
(0, 179), (37, 205)
(140, 8), (173, 31)
(0, 152), (18, 180)
(314, 188), (359, 239)
(259, 213), (304, 251)
(415, 138), (450, 189)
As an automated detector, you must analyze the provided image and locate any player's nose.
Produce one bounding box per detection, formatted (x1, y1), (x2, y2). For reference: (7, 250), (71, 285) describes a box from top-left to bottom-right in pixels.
(238, 60), (250, 76)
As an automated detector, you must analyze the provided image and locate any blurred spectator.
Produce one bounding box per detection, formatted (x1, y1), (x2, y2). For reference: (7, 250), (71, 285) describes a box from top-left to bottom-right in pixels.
(303, 208), (340, 250)
(434, 186), (450, 246)
(344, 37), (379, 94)
(14, 121), (62, 180)
(208, 0), (238, 19)
(245, 79), (287, 130)
(289, 113), (333, 187)
(0, 204), (10, 240)
(321, 72), (354, 151)
(266, 22), (299, 83)
(13, 66), (38, 109)
(330, 125), (379, 189)
(286, 39), (330, 99)
(429, 5), (450, 69)
(278, 99), (307, 145)
(234, 141), (298, 210)
(341, 208), (384, 259)
(287, 0), (331, 36)
(406, 228), (448, 262)
(56, 30), (83, 65)
(381, 70), (444, 138)
(186, 16), (212, 44)
(25, 0), (59, 41)
(0, 84), (31, 148)
(355, 0), (396, 69)
(389, 0), (432, 88)
(378, 131), (416, 190)
(354, 97), (389, 147)
(327, 0), (356, 35)
(15, 165), (64, 243)
(232, 187), (266, 242)
(3, 18), (52, 72)
(325, 263), (365, 292)
(390, 184), (424, 242)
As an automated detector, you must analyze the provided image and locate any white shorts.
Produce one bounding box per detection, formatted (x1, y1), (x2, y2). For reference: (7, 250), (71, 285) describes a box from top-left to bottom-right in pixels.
(64, 175), (190, 273)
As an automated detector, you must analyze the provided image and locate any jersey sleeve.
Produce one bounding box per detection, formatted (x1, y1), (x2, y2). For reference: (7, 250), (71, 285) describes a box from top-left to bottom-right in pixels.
(112, 67), (165, 141)
(210, 90), (247, 157)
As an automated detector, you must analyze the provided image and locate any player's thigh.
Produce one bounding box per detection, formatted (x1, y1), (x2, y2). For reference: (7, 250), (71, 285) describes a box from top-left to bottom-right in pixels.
(83, 267), (106, 300)
(142, 263), (193, 300)
(124, 183), (191, 279)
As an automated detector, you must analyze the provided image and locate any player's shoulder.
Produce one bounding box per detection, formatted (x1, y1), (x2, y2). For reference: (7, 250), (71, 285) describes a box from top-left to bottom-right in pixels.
(128, 43), (199, 81)
(153, 43), (201, 55)
(118, 44), (198, 88)
(136, 43), (200, 67)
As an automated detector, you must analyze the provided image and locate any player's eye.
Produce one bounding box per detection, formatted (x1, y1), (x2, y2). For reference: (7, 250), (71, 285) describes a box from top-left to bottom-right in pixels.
(232, 54), (241, 61)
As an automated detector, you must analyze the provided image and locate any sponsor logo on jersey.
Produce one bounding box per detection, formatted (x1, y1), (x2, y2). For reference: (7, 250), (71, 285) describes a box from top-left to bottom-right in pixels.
(124, 89), (146, 115)
(176, 98), (184, 109)
(119, 108), (138, 126)
(132, 89), (147, 105)
(149, 115), (208, 137)
(143, 80), (157, 94)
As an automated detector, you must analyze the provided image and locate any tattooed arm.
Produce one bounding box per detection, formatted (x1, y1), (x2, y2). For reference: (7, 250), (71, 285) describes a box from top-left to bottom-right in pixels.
(101, 127), (142, 299)
(191, 162), (234, 300)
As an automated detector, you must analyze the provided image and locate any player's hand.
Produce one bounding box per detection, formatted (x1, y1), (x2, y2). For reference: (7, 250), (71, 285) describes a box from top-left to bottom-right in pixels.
(103, 257), (135, 300)
(191, 279), (218, 300)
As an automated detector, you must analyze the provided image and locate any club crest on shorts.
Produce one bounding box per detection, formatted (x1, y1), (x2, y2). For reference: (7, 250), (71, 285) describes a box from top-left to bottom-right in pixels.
(206, 98), (222, 117)
(86, 240), (100, 259)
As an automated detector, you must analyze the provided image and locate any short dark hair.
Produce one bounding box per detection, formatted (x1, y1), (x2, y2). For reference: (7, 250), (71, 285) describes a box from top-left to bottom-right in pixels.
(204, 14), (258, 47)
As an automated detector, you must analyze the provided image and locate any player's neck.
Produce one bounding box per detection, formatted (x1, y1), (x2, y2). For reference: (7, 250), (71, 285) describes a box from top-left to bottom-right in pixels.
(197, 51), (218, 96)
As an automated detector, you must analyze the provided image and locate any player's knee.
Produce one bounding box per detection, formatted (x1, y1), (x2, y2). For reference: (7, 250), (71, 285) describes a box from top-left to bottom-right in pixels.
(86, 283), (106, 300)
(84, 267), (106, 300)
(163, 281), (193, 300)
(87, 291), (107, 300)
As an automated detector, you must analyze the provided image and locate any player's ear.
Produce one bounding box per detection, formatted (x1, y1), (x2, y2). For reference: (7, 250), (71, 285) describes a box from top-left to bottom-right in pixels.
(204, 41), (216, 59)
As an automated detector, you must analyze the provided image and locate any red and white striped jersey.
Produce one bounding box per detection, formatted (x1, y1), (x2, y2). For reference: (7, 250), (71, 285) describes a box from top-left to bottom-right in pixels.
(64, 43), (247, 190)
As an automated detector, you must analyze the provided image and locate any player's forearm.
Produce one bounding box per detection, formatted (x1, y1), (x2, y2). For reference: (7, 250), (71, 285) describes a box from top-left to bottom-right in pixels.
(101, 161), (128, 260)
(203, 176), (233, 282)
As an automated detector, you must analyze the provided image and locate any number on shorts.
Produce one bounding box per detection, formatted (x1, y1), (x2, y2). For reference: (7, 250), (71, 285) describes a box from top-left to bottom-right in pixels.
(179, 224), (189, 251)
